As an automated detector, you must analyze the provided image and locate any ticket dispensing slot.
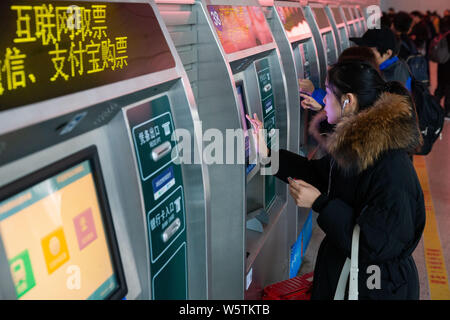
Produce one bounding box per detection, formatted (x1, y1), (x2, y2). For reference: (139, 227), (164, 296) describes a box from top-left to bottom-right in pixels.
(152, 141), (172, 162)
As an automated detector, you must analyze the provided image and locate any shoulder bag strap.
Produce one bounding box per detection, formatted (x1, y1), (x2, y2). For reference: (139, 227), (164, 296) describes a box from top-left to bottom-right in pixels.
(348, 225), (360, 300)
(334, 224), (361, 300)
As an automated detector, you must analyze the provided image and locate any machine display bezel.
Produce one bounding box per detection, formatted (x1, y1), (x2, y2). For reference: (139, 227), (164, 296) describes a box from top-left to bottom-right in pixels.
(235, 81), (258, 177)
(0, 145), (128, 300)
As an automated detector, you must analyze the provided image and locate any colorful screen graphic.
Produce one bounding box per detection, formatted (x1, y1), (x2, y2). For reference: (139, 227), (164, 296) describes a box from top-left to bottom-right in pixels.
(0, 1), (175, 111)
(312, 7), (330, 30)
(207, 5), (273, 54)
(276, 6), (311, 40)
(332, 8), (344, 25)
(0, 160), (119, 299)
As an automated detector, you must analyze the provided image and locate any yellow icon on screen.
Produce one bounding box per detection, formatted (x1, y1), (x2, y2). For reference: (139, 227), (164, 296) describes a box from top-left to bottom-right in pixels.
(41, 227), (70, 275)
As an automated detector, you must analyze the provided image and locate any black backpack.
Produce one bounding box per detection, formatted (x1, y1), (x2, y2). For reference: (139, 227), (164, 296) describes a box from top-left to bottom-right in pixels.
(410, 78), (445, 155)
(428, 32), (450, 64)
(401, 41), (430, 84)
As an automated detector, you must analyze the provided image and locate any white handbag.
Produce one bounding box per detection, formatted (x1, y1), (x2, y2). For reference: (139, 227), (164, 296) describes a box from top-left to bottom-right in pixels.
(334, 224), (361, 300)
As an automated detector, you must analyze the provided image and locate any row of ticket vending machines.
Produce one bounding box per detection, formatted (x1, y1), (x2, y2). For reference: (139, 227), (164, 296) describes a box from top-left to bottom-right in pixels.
(0, 0), (370, 299)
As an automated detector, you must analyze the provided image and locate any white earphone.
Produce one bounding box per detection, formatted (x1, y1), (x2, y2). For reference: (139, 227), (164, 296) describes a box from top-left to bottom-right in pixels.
(342, 99), (349, 112)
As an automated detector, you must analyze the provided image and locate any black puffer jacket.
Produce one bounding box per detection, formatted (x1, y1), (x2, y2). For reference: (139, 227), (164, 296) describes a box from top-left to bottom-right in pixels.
(274, 93), (426, 300)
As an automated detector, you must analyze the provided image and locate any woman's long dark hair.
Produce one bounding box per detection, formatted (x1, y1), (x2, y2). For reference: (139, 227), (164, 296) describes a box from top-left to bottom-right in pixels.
(327, 60), (413, 112)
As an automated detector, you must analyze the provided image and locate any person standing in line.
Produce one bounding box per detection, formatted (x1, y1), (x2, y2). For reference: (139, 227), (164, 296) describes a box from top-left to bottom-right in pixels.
(434, 16), (450, 119)
(392, 12), (417, 61)
(350, 28), (412, 91)
(409, 11), (431, 55)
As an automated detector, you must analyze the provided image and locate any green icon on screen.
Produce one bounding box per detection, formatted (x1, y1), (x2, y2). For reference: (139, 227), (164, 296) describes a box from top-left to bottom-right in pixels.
(9, 249), (36, 298)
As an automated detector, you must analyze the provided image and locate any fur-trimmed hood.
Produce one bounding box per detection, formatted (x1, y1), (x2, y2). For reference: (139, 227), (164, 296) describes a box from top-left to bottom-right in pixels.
(323, 92), (423, 173)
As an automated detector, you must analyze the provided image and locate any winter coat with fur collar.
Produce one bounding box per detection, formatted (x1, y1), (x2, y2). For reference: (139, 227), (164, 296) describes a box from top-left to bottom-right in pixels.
(274, 93), (426, 300)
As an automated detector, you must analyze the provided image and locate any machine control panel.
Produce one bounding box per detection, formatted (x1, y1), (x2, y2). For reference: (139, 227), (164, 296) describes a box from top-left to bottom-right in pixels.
(127, 95), (187, 300)
(255, 58), (276, 210)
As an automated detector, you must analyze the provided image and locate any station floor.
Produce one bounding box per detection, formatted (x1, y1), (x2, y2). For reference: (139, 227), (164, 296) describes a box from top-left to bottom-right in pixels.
(297, 119), (450, 300)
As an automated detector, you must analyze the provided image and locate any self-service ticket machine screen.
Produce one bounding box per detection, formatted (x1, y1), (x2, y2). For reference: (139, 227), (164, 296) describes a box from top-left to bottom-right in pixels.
(0, 147), (127, 300)
(236, 84), (257, 176)
(233, 63), (276, 212)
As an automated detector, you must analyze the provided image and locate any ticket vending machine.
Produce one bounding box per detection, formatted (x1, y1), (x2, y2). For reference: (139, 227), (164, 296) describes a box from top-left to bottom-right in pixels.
(258, 0), (321, 260)
(157, 0), (294, 299)
(354, 6), (368, 34)
(341, 5), (361, 38)
(304, 3), (339, 84)
(0, 0), (208, 300)
(261, 1), (322, 156)
(326, 4), (351, 53)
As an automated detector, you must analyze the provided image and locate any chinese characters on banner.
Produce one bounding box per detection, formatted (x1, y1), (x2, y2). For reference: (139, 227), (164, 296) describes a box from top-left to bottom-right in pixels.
(0, 3), (128, 97)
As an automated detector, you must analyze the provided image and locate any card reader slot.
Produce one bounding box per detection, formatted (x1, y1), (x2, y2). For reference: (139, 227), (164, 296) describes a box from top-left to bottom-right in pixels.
(152, 141), (172, 162)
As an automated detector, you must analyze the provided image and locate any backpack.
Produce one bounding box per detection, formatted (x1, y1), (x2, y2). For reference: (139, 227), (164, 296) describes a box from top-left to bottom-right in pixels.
(401, 41), (430, 84)
(428, 32), (450, 64)
(410, 78), (445, 155)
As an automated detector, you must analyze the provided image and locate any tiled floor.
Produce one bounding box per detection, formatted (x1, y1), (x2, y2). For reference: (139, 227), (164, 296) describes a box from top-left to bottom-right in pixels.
(298, 121), (450, 300)
(419, 120), (450, 299)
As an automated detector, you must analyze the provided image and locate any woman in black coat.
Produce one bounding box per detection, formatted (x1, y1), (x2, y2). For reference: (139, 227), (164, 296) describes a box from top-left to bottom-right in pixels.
(247, 61), (426, 300)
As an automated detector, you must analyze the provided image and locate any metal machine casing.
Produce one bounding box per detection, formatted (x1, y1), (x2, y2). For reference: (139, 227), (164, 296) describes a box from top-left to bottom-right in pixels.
(157, 0), (295, 299)
(0, 0), (208, 300)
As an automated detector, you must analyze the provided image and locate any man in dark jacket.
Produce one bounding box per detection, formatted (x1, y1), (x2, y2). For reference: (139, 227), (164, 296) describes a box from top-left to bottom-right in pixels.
(435, 16), (450, 118)
(410, 11), (431, 54)
(350, 28), (412, 91)
(393, 11), (417, 61)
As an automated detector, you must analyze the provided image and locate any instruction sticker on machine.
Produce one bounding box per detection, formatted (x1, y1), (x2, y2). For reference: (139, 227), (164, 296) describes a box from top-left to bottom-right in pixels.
(147, 186), (185, 263)
(132, 109), (179, 182)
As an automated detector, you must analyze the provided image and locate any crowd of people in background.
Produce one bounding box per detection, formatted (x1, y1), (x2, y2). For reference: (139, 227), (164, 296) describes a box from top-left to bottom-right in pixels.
(382, 8), (450, 118)
(297, 8), (450, 159)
